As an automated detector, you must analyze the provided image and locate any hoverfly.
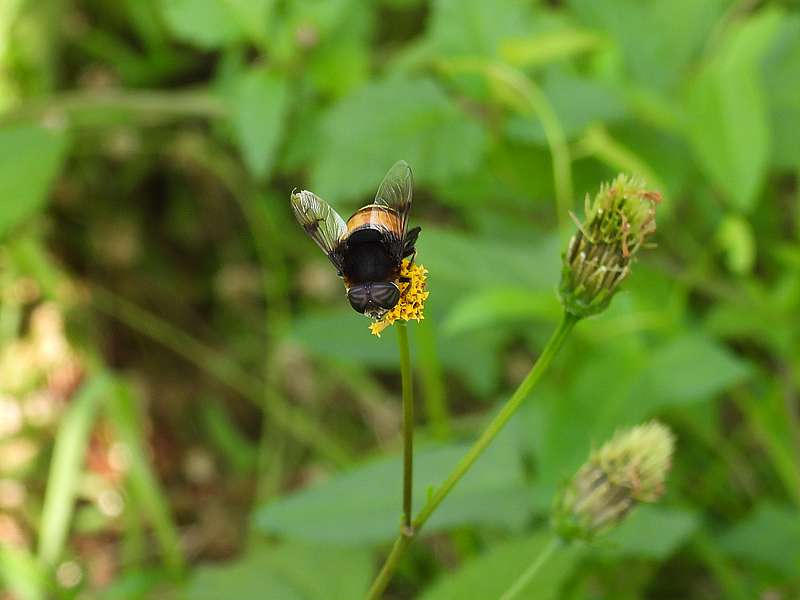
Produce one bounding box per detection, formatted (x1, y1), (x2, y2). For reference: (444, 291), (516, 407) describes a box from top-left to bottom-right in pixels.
(290, 161), (421, 320)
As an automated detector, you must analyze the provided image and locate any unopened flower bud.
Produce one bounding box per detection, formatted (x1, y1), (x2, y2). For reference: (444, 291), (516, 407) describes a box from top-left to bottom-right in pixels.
(559, 175), (660, 318)
(553, 421), (675, 542)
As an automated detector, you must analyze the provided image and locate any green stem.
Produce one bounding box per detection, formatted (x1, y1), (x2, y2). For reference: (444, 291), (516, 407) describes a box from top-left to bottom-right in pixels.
(416, 318), (450, 439)
(692, 530), (750, 600)
(90, 285), (352, 466)
(499, 536), (560, 600)
(397, 323), (415, 532)
(0, 89), (225, 127)
(438, 59), (573, 240)
(365, 312), (578, 599)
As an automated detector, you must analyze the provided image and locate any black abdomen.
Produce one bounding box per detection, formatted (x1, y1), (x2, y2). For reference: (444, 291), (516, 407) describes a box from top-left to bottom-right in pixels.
(342, 238), (396, 284)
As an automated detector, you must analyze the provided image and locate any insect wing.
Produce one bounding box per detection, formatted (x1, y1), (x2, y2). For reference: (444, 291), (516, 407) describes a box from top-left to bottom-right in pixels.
(373, 160), (413, 242)
(290, 190), (347, 271)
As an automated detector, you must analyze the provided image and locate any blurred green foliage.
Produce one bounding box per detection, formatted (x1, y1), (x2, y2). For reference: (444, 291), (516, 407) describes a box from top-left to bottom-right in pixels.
(0, 0), (799, 598)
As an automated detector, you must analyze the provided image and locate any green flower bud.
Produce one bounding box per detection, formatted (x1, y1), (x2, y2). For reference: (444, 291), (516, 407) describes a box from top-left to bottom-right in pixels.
(559, 175), (661, 318)
(552, 421), (675, 542)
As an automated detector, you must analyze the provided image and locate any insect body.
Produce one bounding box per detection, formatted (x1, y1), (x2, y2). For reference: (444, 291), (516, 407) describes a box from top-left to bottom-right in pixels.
(291, 161), (421, 320)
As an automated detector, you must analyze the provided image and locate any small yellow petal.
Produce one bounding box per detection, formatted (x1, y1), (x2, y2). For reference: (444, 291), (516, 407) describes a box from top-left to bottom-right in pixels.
(369, 259), (429, 337)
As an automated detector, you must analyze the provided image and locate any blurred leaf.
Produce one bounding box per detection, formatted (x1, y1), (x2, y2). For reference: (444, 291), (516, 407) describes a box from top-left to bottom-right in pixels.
(107, 380), (185, 574)
(256, 542), (373, 600)
(716, 214), (756, 275)
(0, 546), (46, 600)
(159, 0), (245, 48)
(254, 438), (528, 544)
(631, 334), (752, 414)
(230, 68), (290, 179)
(420, 531), (581, 600)
(225, 0), (275, 44)
(720, 503), (800, 577)
(528, 332), (750, 501)
(310, 78), (487, 202)
(428, 0), (535, 57)
(202, 398), (257, 472)
(500, 29), (604, 68)
(308, 38), (370, 98)
(287, 306), (501, 396)
(575, 125), (668, 200)
(763, 15), (800, 168)
(188, 542), (372, 600)
(159, 0), (274, 48)
(0, 124), (68, 240)
(443, 288), (560, 335)
(38, 375), (110, 568)
(526, 344), (643, 499)
(598, 506), (699, 559)
(686, 9), (783, 212)
(187, 549), (297, 600)
(569, 0), (727, 91)
(97, 568), (170, 600)
(505, 72), (627, 145)
(418, 227), (561, 294)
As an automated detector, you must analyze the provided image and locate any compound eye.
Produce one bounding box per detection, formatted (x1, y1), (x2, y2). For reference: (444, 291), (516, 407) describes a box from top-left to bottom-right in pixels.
(370, 282), (400, 309)
(347, 286), (369, 314)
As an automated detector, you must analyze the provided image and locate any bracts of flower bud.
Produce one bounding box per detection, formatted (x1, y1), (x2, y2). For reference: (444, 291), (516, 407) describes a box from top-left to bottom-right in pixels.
(552, 421), (675, 542)
(559, 175), (661, 319)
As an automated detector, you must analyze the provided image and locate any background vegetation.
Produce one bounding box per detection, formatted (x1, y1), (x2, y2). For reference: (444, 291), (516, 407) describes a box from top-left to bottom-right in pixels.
(1, 0), (799, 598)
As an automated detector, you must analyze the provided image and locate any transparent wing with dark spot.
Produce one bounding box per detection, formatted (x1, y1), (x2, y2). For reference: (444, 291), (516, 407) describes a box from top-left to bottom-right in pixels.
(290, 190), (347, 272)
(373, 160), (413, 258)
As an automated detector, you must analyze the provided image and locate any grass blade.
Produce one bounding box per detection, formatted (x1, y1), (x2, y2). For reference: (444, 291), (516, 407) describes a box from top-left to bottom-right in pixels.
(107, 378), (186, 576)
(38, 374), (111, 568)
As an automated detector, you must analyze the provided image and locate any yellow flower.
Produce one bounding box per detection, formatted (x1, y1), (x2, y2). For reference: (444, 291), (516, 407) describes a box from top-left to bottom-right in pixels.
(369, 259), (429, 337)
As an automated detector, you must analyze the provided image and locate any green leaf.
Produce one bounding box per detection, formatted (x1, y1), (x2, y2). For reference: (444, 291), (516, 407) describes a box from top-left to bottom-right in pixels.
(418, 227), (561, 294)
(106, 380), (185, 574)
(159, 0), (244, 48)
(310, 78), (487, 202)
(187, 548), (299, 600)
(159, 0), (274, 48)
(631, 334), (751, 414)
(254, 542), (373, 600)
(598, 506), (699, 559)
(526, 332), (749, 501)
(568, 0), (727, 91)
(254, 438), (528, 545)
(224, 0), (275, 44)
(763, 15), (800, 169)
(420, 531), (581, 600)
(38, 375), (111, 568)
(686, 9), (783, 212)
(505, 72), (627, 145)
(500, 29), (605, 69)
(428, 0), (535, 58)
(0, 546), (46, 600)
(720, 503), (800, 576)
(230, 68), (290, 179)
(443, 288), (561, 335)
(0, 125), (68, 240)
(716, 214), (756, 275)
(187, 542), (372, 600)
(286, 306), (502, 397)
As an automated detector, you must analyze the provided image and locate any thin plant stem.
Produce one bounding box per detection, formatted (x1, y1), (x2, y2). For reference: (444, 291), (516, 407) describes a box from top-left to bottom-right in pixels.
(691, 530), (750, 600)
(0, 89), (226, 127)
(366, 312), (578, 599)
(397, 323), (415, 532)
(499, 536), (561, 600)
(437, 59), (573, 240)
(416, 318), (450, 439)
(90, 285), (352, 466)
